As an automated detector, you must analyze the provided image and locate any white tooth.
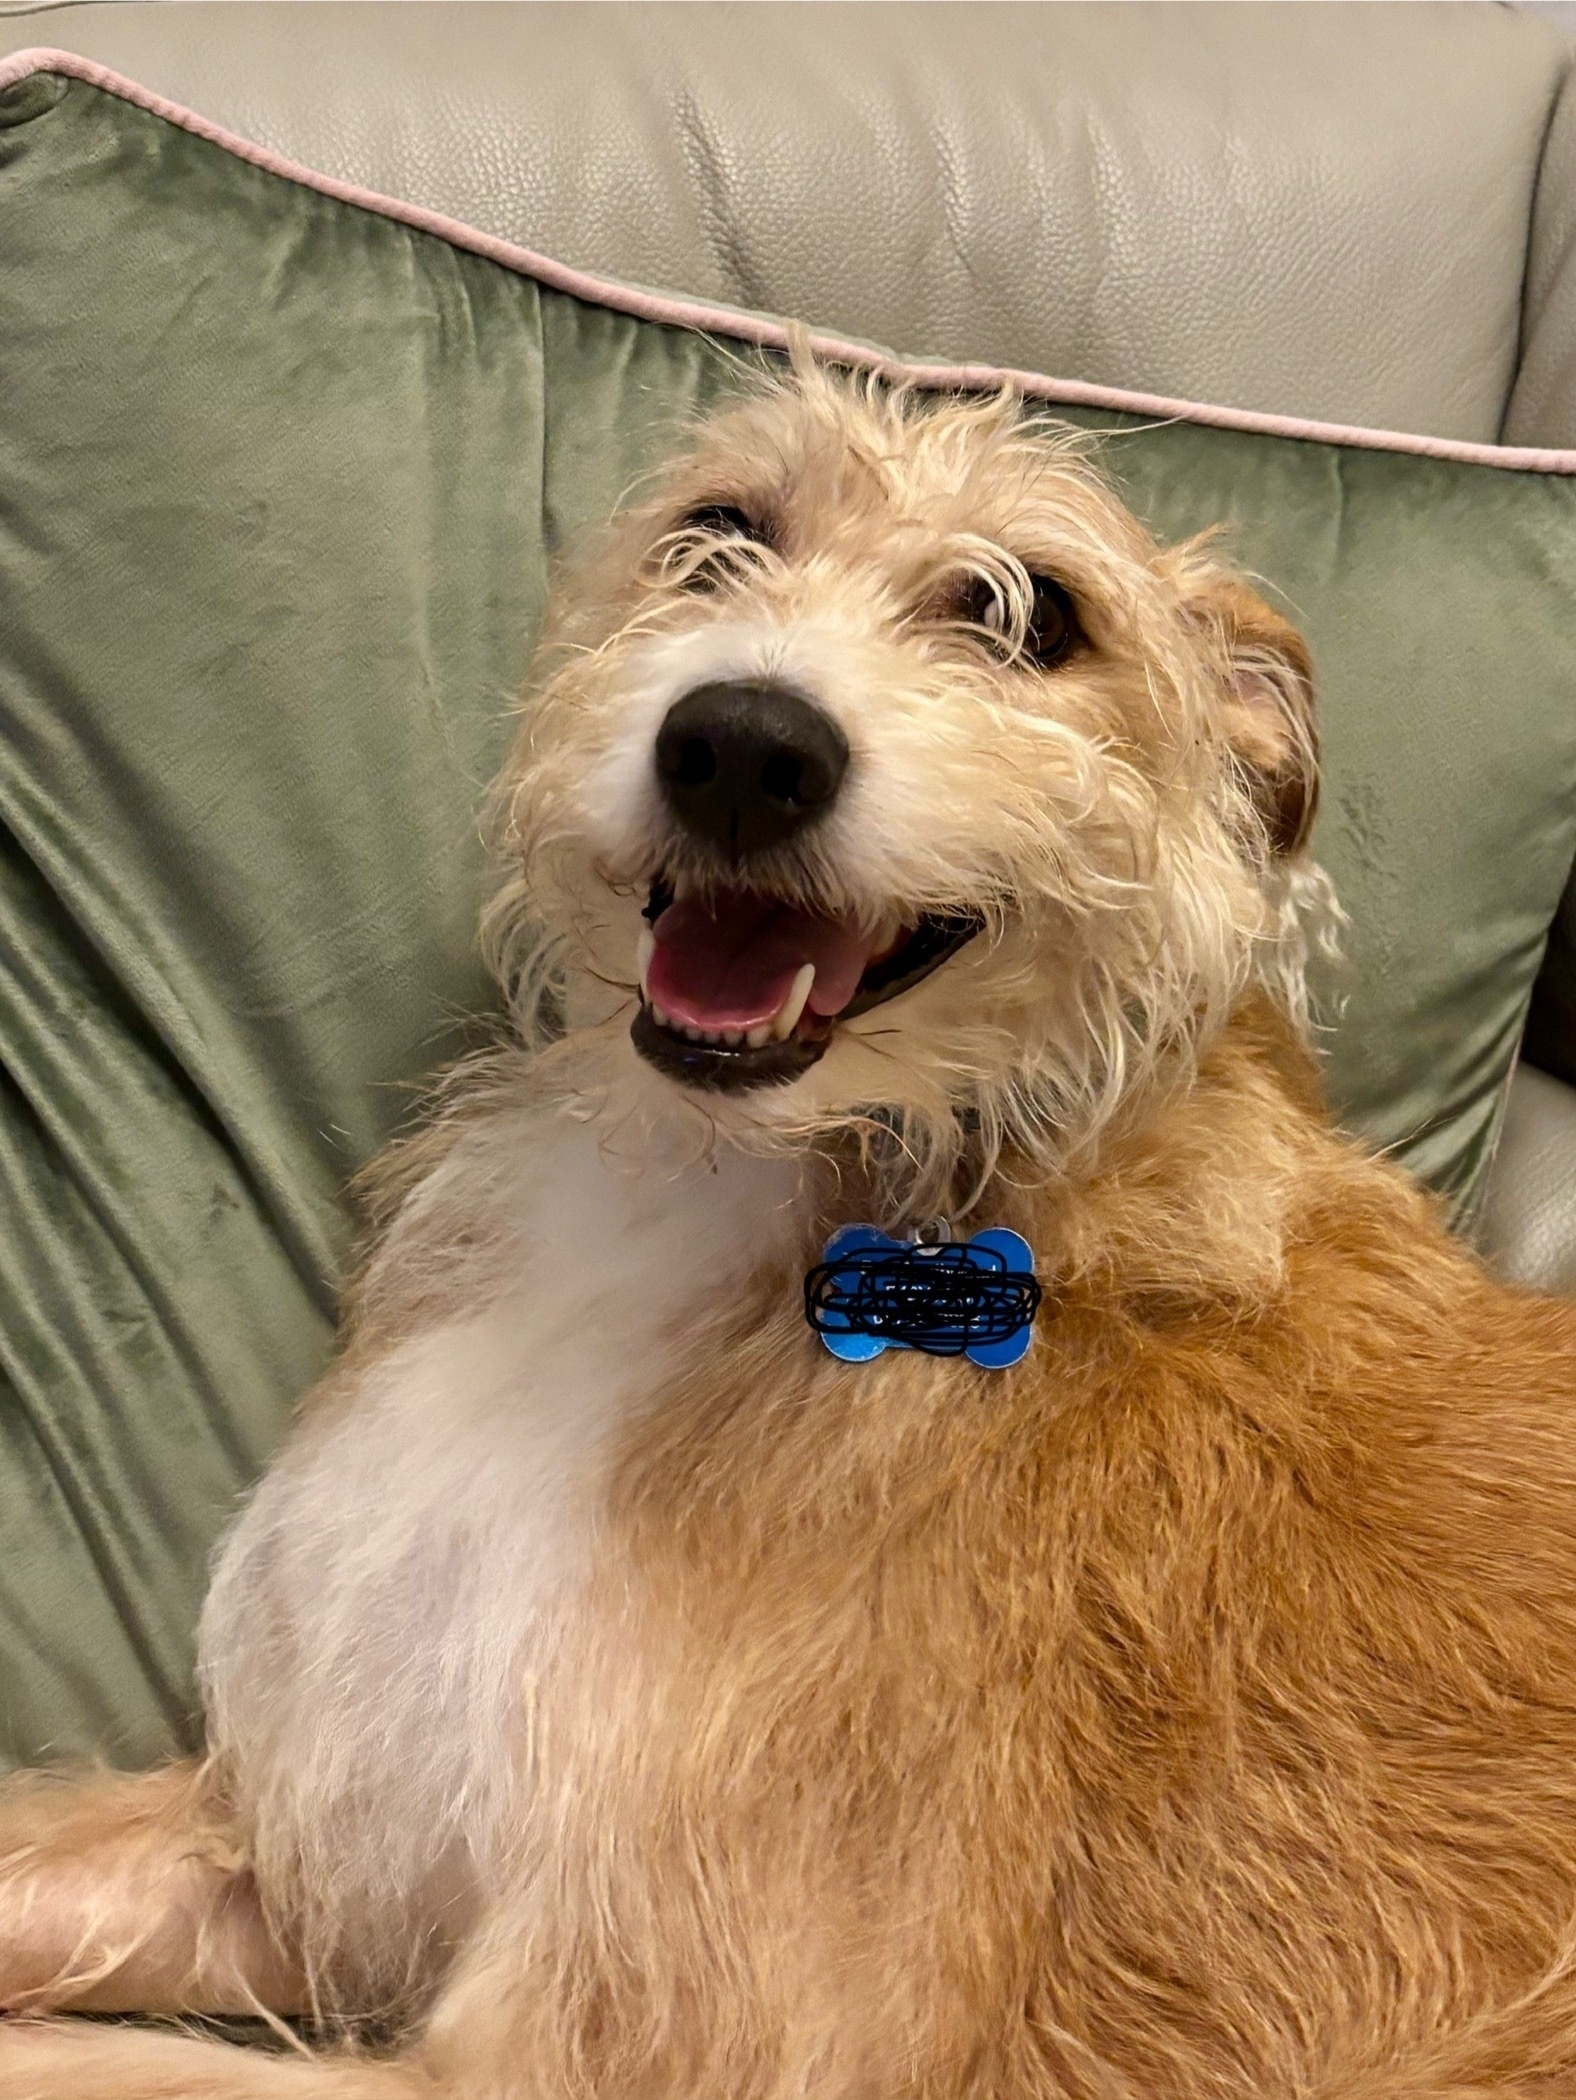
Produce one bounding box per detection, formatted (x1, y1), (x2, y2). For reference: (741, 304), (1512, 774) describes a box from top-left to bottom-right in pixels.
(651, 1004), (671, 1028)
(684, 1025), (704, 1041)
(771, 962), (816, 1041)
(745, 1022), (771, 1049)
(722, 1028), (743, 1046)
(636, 926), (655, 999)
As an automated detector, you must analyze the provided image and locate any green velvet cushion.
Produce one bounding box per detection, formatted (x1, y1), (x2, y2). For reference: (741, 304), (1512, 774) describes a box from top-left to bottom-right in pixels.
(3, 66), (1576, 1768)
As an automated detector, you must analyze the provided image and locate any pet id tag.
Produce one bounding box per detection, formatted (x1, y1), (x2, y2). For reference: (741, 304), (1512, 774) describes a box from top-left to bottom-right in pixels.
(805, 1220), (1043, 1369)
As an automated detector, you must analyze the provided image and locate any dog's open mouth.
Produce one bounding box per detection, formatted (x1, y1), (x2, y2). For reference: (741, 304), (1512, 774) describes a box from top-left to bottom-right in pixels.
(631, 878), (981, 1091)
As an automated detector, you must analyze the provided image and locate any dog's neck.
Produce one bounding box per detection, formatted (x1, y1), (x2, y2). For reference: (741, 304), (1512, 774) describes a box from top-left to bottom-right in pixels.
(558, 992), (1323, 1327)
(1019, 995), (1326, 1320)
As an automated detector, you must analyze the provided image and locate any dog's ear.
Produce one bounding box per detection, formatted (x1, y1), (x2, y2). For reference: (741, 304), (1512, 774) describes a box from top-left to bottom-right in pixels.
(1186, 569), (1319, 858)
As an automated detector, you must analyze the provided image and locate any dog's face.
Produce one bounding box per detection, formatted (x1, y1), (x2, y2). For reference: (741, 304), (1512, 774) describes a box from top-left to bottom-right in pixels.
(498, 369), (1318, 1200)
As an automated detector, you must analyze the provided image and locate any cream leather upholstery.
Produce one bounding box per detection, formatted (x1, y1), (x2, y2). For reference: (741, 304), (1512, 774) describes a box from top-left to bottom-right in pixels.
(6, 3), (1570, 440)
(1478, 1067), (1576, 1292)
(1506, 56), (1576, 445)
(6, 0), (1576, 1286)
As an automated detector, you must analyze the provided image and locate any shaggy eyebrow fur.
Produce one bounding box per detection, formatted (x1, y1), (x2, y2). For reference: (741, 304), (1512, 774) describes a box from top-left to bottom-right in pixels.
(5, 365), (1576, 2100)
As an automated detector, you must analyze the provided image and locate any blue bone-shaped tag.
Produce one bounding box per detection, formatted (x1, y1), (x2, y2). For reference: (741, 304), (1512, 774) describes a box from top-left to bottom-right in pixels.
(805, 1225), (1042, 1369)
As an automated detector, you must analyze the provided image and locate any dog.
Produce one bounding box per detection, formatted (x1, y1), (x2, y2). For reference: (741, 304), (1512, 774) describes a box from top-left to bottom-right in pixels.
(5, 361), (1576, 2100)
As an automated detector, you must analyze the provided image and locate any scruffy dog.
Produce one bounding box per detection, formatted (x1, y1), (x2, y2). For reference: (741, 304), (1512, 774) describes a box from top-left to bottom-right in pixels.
(5, 363), (1576, 2100)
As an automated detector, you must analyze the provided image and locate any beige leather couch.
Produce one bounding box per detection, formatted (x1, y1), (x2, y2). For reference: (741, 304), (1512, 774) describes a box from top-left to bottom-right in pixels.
(8, 0), (1576, 1289)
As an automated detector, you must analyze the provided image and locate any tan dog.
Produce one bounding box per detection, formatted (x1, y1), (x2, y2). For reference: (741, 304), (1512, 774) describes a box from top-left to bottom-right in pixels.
(5, 365), (1576, 2100)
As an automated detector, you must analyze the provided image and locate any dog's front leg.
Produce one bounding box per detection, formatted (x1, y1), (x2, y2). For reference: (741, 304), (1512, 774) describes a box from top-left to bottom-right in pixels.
(0, 2020), (433, 2100)
(0, 1758), (303, 2016)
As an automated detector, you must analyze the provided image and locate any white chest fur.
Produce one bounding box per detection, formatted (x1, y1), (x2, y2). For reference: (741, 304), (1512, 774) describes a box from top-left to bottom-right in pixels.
(197, 1107), (804, 1994)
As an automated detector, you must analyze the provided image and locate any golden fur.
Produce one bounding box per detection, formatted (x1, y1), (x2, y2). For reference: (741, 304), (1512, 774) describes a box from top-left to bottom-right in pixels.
(3, 367), (1576, 2099)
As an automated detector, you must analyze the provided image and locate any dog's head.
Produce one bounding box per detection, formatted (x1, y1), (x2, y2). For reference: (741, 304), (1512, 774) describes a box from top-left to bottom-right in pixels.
(495, 365), (1323, 1206)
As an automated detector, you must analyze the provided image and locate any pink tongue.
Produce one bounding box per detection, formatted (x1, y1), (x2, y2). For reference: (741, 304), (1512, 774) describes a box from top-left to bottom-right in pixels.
(647, 893), (878, 1031)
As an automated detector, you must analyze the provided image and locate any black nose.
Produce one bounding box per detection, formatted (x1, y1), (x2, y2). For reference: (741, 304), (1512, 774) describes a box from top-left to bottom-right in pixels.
(654, 680), (849, 858)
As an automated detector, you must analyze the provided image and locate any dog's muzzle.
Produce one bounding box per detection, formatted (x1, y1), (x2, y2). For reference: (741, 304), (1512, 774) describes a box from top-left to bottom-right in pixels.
(634, 678), (980, 1093)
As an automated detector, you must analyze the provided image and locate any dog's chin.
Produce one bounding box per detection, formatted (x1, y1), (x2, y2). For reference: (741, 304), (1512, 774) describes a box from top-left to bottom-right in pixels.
(631, 1002), (830, 1092)
(631, 874), (982, 1096)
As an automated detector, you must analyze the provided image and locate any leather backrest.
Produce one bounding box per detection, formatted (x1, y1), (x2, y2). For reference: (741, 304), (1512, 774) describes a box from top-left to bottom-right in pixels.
(5, 1), (1569, 443)
(1507, 57), (1576, 445)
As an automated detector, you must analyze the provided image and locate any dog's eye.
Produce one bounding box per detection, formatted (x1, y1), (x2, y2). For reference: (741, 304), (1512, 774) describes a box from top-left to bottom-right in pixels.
(956, 575), (1012, 645)
(957, 572), (1083, 669)
(665, 503), (777, 591)
(679, 503), (771, 546)
(1023, 574), (1081, 668)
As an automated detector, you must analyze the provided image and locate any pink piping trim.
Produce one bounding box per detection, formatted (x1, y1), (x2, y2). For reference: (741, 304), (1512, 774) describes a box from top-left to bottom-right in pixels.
(6, 43), (1576, 475)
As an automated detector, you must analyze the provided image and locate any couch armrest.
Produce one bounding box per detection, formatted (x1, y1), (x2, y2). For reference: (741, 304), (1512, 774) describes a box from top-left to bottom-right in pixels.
(1478, 1063), (1576, 1294)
